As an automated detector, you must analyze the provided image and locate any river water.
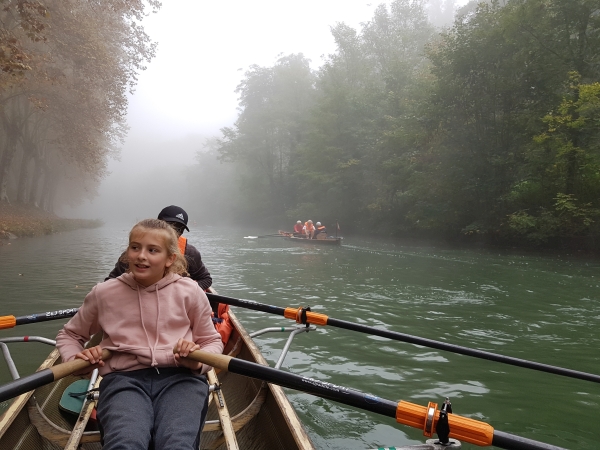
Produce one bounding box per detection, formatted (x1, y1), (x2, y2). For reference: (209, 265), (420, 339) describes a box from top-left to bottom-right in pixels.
(0, 225), (599, 449)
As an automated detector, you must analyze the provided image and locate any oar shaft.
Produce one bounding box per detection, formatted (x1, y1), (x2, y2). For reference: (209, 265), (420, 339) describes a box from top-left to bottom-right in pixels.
(186, 349), (398, 416)
(244, 234), (288, 238)
(16, 308), (79, 326)
(206, 293), (600, 384)
(0, 308), (79, 330)
(325, 317), (600, 384)
(0, 369), (55, 403)
(232, 356), (400, 415)
(184, 350), (565, 450)
(492, 431), (564, 450)
(0, 349), (110, 403)
(208, 293), (287, 316)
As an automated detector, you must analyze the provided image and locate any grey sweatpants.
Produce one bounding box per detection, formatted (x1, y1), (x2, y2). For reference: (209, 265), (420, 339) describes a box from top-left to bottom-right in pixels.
(97, 367), (209, 450)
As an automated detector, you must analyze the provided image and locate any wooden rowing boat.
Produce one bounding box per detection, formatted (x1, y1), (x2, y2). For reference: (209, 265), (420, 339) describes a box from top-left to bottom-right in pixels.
(0, 308), (315, 450)
(278, 230), (343, 246)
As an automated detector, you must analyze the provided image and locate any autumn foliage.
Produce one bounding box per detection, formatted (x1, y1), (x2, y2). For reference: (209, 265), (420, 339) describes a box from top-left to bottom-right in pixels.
(0, 0), (160, 212)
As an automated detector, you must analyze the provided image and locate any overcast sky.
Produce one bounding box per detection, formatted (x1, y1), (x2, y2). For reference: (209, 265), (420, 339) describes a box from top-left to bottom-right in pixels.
(128, 0), (470, 140)
(63, 0), (470, 220)
(132, 1), (404, 138)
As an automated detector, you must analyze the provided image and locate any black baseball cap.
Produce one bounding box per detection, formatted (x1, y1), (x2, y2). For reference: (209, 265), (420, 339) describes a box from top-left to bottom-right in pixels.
(157, 205), (189, 231)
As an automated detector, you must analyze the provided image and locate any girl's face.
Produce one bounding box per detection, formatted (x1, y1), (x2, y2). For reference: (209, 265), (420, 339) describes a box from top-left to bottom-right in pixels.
(126, 227), (176, 287)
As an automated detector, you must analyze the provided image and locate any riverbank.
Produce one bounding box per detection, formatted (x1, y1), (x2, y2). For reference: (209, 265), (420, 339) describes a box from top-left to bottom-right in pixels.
(0, 203), (102, 242)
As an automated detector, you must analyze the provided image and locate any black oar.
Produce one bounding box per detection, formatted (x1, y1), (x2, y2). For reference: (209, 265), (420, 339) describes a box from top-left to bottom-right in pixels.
(182, 349), (565, 450)
(206, 293), (600, 384)
(0, 308), (79, 330)
(0, 349), (110, 403)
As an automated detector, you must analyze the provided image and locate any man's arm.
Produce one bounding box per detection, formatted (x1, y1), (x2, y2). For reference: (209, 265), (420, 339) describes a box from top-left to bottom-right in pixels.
(185, 243), (217, 315)
(104, 253), (127, 281)
(184, 243), (213, 290)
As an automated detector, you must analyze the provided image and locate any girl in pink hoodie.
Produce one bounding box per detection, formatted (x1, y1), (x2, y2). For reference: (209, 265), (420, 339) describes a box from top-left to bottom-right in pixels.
(57, 218), (224, 450)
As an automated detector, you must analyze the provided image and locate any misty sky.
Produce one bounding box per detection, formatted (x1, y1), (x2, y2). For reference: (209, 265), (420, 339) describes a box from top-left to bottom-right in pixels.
(63, 0), (469, 222)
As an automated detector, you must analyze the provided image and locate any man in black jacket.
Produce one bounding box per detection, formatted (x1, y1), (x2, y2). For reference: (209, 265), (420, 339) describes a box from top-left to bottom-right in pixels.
(105, 205), (213, 293)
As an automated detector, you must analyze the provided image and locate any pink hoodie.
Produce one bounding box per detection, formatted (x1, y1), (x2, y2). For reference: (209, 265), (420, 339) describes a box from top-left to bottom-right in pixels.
(56, 272), (224, 376)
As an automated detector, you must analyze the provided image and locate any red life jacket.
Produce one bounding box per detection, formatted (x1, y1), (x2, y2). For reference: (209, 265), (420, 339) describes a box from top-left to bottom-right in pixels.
(213, 303), (233, 344)
(178, 236), (187, 255)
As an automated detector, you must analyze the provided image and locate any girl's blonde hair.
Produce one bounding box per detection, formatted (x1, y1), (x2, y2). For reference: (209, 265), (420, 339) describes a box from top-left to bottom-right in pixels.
(122, 218), (188, 277)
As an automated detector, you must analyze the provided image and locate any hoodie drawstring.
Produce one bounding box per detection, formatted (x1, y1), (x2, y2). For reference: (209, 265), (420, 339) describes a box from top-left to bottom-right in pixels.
(152, 285), (161, 370)
(138, 284), (160, 372)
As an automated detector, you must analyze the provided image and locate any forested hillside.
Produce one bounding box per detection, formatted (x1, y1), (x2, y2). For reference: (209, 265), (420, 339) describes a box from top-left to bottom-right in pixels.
(192, 0), (600, 248)
(0, 0), (158, 212)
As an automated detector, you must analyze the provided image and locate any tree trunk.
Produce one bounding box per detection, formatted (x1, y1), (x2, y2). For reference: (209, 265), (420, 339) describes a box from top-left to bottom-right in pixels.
(16, 146), (33, 204)
(0, 134), (17, 204)
(565, 86), (581, 196)
(0, 97), (27, 203)
(16, 116), (38, 204)
(29, 149), (45, 208)
(40, 163), (57, 213)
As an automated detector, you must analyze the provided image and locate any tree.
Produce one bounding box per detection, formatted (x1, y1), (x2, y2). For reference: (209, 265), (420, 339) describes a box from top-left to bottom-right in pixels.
(416, 0), (600, 239)
(507, 74), (600, 241)
(0, 0), (48, 88)
(0, 0), (159, 211)
(293, 0), (435, 233)
(217, 54), (316, 223)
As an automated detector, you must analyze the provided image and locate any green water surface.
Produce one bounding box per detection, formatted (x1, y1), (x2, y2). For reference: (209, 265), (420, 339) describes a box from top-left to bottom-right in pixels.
(0, 226), (598, 449)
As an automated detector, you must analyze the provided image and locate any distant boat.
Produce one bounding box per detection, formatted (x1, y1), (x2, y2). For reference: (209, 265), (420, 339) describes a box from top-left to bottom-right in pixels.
(278, 230), (343, 246)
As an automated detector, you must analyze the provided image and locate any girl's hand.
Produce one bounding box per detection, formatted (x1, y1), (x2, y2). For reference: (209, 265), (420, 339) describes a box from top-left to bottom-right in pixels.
(173, 338), (202, 371)
(74, 345), (105, 375)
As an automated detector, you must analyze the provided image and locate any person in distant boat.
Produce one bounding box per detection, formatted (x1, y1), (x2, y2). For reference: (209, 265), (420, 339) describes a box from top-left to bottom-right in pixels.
(57, 218), (224, 450)
(106, 205), (214, 308)
(293, 220), (303, 236)
(304, 219), (315, 239)
(314, 222), (327, 239)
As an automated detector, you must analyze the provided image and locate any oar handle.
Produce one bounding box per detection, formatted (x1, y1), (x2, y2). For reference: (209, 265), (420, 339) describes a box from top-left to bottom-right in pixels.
(0, 349), (111, 404)
(177, 349), (232, 371)
(51, 349), (112, 378)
